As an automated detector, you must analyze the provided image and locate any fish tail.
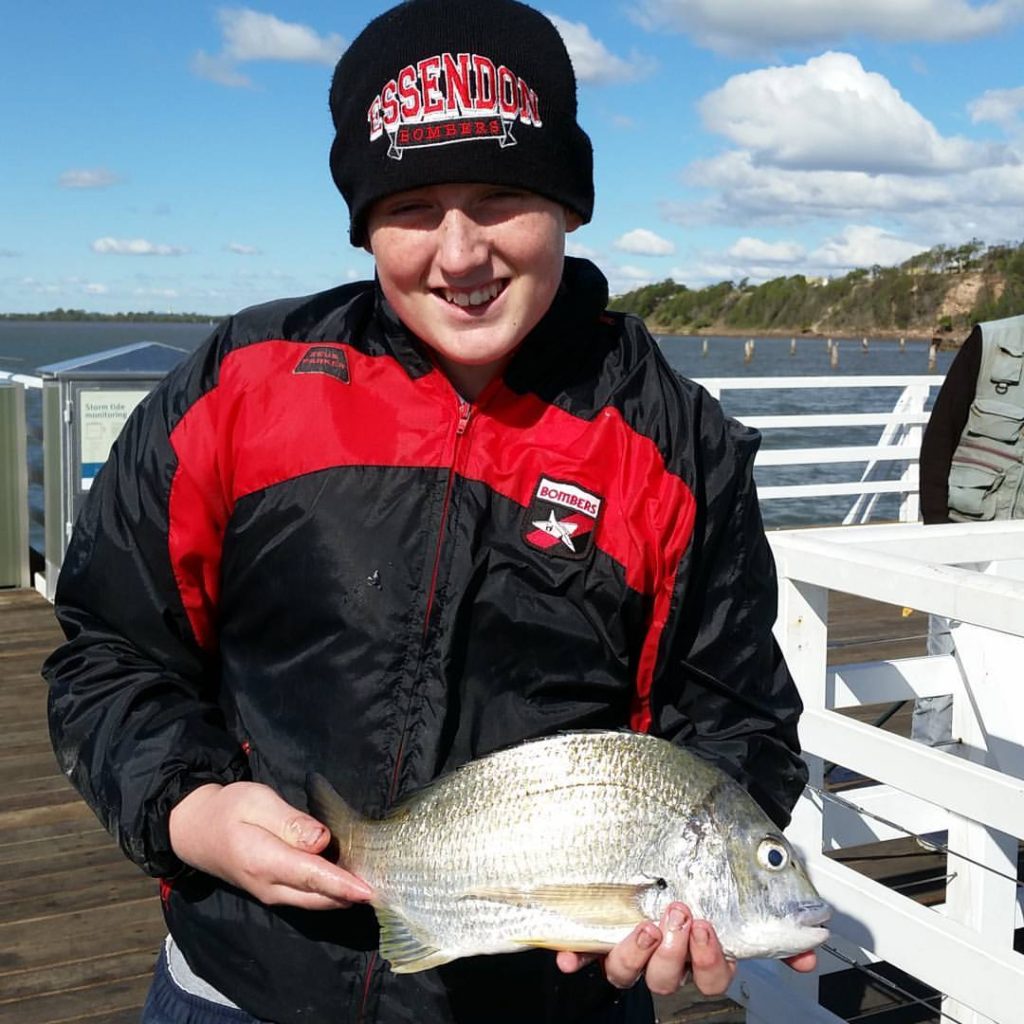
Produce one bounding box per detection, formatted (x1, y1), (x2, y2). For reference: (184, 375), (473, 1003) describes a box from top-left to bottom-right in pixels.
(306, 772), (367, 868)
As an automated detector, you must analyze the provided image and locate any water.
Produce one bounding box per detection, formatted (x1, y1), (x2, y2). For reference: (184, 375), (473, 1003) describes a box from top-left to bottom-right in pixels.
(1, 323), (957, 547)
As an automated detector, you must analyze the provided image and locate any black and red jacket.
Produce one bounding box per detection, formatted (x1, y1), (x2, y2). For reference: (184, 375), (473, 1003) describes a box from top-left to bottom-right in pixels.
(44, 258), (806, 1024)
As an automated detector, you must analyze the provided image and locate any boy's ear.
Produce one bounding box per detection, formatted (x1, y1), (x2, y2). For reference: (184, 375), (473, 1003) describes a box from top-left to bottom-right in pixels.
(565, 209), (583, 233)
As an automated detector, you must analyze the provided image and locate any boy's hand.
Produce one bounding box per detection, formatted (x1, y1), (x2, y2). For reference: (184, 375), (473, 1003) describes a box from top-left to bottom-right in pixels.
(556, 903), (817, 996)
(169, 782), (374, 910)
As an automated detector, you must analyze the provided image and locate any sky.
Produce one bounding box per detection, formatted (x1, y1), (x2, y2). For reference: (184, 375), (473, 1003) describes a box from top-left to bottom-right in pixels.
(3, 0), (1024, 315)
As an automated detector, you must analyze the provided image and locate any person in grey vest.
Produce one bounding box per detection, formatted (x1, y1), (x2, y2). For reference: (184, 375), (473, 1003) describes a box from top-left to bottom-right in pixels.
(915, 314), (1024, 745)
(921, 314), (1024, 525)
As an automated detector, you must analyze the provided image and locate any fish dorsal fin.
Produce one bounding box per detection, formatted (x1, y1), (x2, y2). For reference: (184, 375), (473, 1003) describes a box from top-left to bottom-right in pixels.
(376, 907), (457, 974)
(462, 883), (649, 929)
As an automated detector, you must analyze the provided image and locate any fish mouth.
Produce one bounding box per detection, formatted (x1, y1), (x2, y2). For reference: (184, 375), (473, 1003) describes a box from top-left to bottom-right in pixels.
(794, 901), (832, 929)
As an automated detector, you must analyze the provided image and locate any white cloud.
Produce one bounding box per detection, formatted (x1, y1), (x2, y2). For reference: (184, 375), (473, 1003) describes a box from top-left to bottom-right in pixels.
(59, 168), (121, 189)
(566, 240), (600, 260)
(0, 249), (19, 258)
(546, 13), (654, 84)
(970, 85), (1024, 129)
(227, 242), (261, 255)
(615, 228), (676, 255)
(810, 225), (928, 269)
(630, 0), (1019, 54)
(727, 237), (806, 263)
(699, 52), (1009, 175)
(193, 8), (345, 87)
(91, 237), (190, 256)
(84, 283), (109, 295)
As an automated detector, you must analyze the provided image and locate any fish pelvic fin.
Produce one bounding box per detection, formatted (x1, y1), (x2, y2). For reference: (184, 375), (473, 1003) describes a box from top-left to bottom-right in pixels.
(377, 907), (456, 974)
(305, 772), (367, 867)
(463, 883), (650, 930)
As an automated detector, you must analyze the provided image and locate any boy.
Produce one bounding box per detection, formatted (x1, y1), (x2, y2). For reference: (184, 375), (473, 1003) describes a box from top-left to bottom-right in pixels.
(44, 2), (814, 1021)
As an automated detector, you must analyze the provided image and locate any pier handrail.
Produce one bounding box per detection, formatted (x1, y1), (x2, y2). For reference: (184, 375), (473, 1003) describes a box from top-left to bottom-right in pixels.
(743, 521), (1024, 1024)
(695, 374), (944, 523)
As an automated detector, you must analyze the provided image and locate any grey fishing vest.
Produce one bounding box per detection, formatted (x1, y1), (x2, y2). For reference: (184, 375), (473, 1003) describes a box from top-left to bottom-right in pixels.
(947, 314), (1024, 521)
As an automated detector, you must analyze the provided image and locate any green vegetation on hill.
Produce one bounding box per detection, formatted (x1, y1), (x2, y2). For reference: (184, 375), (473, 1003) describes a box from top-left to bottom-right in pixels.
(612, 239), (1024, 339)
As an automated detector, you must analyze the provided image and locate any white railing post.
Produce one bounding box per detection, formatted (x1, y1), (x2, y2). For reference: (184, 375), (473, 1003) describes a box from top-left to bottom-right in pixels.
(0, 382), (30, 588)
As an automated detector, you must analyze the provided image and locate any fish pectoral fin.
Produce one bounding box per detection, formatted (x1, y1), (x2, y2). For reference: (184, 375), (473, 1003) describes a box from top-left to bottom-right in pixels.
(376, 907), (456, 974)
(463, 883), (648, 929)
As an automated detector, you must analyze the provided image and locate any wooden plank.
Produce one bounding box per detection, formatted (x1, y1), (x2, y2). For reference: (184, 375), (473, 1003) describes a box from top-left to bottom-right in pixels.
(0, 974), (152, 1024)
(0, 899), (161, 973)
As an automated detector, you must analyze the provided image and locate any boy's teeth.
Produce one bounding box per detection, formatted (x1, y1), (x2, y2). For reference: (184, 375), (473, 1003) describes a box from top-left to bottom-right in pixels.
(445, 282), (501, 307)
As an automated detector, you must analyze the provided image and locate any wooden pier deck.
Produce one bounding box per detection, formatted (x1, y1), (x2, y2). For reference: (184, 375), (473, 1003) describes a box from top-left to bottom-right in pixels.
(0, 586), (937, 1024)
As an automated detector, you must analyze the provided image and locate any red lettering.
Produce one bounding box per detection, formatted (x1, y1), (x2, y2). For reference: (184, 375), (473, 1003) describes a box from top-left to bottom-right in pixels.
(461, 121), (473, 136)
(472, 55), (497, 110)
(381, 79), (400, 128)
(367, 96), (383, 138)
(425, 125), (441, 141)
(489, 119), (500, 136)
(443, 52), (472, 112)
(397, 65), (420, 118)
(418, 56), (443, 115)
(397, 127), (410, 144)
(445, 123), (457, 137)
(497, 65), (518, 117)
(519, 80), (541, 126)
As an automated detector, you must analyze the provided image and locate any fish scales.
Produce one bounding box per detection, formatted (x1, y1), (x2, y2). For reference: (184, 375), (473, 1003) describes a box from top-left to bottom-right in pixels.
(308, 730), (830, 973)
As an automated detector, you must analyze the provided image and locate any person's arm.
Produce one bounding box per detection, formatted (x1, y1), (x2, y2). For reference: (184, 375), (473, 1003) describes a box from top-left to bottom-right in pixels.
(920, 327), (981, 524)
(43, 335), (370, 906)
(648, 393), (807, 830)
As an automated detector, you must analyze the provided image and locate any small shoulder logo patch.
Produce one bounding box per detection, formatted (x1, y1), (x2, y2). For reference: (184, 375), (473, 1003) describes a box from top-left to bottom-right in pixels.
(294, 345), (350, 383)
(523, 476), (602, 560)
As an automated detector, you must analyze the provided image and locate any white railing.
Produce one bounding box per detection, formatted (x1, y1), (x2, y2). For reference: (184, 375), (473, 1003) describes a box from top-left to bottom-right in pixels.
(696, 375), (944, 524)
(735, 521), (1024, 1024)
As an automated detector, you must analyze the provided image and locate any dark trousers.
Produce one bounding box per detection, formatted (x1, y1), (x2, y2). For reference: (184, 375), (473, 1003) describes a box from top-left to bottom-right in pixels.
(141, 944), (264, 1024)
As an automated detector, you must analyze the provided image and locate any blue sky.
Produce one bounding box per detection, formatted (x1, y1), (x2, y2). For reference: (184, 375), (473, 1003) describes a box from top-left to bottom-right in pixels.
(4, 1), (1024, 314)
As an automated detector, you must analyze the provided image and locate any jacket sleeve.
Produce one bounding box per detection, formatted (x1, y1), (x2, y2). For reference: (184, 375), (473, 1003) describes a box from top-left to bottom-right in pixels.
(648, 389), (807, 829)
(43, 336), (248, 879)
(919, 327), (981, 525)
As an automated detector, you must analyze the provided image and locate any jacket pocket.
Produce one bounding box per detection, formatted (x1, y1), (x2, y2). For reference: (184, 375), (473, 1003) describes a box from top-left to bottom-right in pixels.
(965, 398), (1024, 444)
(948, 462), (1003, 520)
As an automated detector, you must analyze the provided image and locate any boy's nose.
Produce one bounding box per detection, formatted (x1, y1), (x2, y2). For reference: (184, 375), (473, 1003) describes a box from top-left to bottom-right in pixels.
(436, 209), (488, 276)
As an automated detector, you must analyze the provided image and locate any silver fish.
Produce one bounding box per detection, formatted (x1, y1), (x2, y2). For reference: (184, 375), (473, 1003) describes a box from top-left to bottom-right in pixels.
(307, 730), (830, 974)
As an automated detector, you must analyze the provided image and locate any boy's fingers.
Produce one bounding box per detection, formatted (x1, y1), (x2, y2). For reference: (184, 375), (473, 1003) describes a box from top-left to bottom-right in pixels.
(784, 950), (818, 973)
(603, 923), (661, 989)
(643, 904), (691, 995)
(688, 921), (736, 996)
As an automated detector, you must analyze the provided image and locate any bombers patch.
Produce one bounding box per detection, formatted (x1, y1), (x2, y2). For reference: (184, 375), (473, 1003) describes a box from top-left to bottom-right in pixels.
(293, 345), (350, 384)
(366, 52), (542, 160)
(523, 477), (602, 560)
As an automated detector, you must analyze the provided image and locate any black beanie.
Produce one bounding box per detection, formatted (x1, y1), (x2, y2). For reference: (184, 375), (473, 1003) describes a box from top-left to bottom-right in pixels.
(329, 0), (594, 246)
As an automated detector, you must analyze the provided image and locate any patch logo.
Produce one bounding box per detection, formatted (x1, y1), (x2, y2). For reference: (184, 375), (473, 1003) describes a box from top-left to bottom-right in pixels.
(367, 52), (542, 160)
(523, 477), (602, 560)
(293, 345), (350, 384)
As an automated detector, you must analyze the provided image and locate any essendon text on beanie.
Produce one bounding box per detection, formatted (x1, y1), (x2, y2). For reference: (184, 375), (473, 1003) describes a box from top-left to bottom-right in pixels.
(367, 52), (543, 151)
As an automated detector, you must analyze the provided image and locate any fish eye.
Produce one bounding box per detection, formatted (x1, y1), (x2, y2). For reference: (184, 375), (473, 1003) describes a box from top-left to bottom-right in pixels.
(756, 837), (789, 871)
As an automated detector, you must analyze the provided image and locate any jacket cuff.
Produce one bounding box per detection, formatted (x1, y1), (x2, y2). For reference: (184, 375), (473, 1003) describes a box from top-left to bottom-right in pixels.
(140, 751), (251, 879)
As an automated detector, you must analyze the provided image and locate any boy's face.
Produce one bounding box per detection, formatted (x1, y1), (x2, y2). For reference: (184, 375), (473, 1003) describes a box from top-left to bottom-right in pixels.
(366, 182), (580, 398)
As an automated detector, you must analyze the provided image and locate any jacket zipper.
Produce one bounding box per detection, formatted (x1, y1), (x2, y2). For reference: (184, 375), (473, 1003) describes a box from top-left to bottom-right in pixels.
(360, 395), (471, 1023)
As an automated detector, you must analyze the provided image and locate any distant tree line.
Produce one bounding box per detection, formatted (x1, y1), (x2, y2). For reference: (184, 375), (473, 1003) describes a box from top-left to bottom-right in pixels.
(0, 308), (222, 323)
(612, 238), (1024, 337)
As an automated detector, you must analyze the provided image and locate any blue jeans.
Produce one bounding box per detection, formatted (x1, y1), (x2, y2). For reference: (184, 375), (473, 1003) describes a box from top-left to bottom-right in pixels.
(141, 943), (264, 1024)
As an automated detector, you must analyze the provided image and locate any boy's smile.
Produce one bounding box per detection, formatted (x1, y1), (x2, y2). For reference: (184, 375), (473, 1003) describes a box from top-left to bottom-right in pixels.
(367, 183), (580, 398)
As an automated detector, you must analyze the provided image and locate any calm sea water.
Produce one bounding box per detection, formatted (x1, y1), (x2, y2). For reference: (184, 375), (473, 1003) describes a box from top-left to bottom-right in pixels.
(1, 320), (957, 540)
